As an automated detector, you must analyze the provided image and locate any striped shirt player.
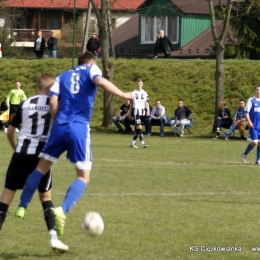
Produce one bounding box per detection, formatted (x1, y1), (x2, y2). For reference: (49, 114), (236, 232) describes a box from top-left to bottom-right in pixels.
(241, 85), (260, 164)
(5, 94), (52, 193)
(0, 73), (69, 252)
(17, 51), (133, 235)
(129, 78), (150, 148)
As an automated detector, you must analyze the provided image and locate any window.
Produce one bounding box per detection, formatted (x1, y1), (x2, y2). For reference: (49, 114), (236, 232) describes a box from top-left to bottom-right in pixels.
(141, 16), (179, 44)
(47, 19), (61, 30)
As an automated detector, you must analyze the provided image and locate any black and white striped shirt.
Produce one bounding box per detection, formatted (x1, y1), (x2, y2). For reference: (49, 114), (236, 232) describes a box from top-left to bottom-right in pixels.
(132, 89), (149, 116)
(11, 95), (51, 155)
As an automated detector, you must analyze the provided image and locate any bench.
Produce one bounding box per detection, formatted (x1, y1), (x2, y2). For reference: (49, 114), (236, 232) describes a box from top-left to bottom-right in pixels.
(130, 117), (193, 134)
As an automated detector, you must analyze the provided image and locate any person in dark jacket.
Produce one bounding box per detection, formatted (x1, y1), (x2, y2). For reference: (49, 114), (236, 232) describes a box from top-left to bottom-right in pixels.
(153, 30), (174, 59)
(170, 99), (192, 137)
(34, 30), (46, 59)
(86, 32), (101, 58)
(47, 31), (58, 58)
(213, 100), (233, 139)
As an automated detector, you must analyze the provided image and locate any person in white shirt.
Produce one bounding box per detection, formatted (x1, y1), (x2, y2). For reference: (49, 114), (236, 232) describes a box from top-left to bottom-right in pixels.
(147, 100), (167, 137)
(128, 78), (150, 148)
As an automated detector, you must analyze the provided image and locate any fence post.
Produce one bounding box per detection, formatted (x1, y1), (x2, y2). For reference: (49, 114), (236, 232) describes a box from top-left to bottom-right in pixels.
(0, 43), (2, 58)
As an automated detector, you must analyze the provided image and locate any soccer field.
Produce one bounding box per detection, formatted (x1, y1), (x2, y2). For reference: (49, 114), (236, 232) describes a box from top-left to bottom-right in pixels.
(1, 131), (260, 260)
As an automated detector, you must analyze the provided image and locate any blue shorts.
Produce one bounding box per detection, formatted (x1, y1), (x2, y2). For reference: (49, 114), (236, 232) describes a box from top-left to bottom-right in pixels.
(248, 128), (260, 142)
(40, 122), (92, 170)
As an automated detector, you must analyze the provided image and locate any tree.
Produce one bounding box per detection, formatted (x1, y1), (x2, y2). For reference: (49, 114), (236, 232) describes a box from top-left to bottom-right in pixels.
(208, 0), (243, 131)
(90, 0), (115, 127)
(230, 0), (260, 59)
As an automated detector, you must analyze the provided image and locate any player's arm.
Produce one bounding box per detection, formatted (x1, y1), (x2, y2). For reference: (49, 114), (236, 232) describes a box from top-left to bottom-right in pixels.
(145, 102), (150, 117)
(94, 76), (133, 100)
(50, 94), (59, 122)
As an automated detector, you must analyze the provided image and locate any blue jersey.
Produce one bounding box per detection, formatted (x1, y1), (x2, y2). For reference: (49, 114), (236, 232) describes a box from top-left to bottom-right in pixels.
(50, 64), (102, 124)
(245, 96), (260, 130)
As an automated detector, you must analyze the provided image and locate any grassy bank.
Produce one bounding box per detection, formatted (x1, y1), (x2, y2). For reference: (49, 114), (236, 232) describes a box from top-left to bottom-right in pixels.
(0, 58), (259, 134)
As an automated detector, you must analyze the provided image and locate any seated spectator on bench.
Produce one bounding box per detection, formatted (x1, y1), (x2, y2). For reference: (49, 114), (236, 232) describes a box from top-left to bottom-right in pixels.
(223, 99), (248, 140)
(146, 99), (167, 137)
(213, 100), (233, 139)
(112, 99), (133, 133)
(170, 99), (192, 137)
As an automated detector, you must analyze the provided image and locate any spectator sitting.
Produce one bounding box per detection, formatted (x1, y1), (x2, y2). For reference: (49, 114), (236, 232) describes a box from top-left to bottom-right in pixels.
(223, 99), (248, 140)
(112, 99), (133, 133)
(170, 99), (192, 137)
(213, 100), (233, 139)
(147, 99), (167, 137)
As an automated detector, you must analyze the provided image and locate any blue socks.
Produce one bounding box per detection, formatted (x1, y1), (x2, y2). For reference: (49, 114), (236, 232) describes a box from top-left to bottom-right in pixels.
(257, 145), (260, 162)
(61, 179), (87, 214)
(244, 143), (255, 155)
(20, 170), (44, 208)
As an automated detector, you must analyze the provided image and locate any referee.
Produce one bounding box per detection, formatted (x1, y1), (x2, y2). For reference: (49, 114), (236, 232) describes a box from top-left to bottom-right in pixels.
(4, 82), (27, 132)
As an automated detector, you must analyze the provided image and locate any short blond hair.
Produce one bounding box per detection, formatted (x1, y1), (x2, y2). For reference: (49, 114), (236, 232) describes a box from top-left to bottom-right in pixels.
(37, 73), (55, 91)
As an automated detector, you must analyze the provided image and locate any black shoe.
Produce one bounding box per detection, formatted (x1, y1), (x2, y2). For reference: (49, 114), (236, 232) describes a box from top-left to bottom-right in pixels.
(241, 136), (246, 140)
(117, 129), (124, 133)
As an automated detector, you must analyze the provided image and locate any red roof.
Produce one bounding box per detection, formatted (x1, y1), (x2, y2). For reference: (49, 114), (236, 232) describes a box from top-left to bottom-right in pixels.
(3, 0), (145, 10)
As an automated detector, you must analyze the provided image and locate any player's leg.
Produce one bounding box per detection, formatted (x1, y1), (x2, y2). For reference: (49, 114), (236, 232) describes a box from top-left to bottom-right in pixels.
(18, 158), (53, 209)
(242, 128), (257, 163)
(39, 186), (69, 252)
(137, 116), (147, 148)
(131, 115), (139, 148)
(18, 124), (66, 210)
(0, 188), (16, 230)
(53, 122), (90, 235)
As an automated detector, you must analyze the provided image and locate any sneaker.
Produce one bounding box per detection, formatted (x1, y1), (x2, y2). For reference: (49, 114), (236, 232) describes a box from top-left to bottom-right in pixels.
(3, 126), (7, 133)
(15, 128), (19, 133)
(256, 161), (260, 165)
(179, 134), (184, 137)
(153, 56), (158, 59)
(212, 136), (219, 140)
(223, 133), (229, 140)
(147, 132), (151, 136)
(15, 207), (26, 219)
(130, 143), (138, 148)
(142, 143), (147, 148)
(241, 153), (247, 164)
(160, 132), (164, 137)
(52, 207), (66, 236)
(50, 238), (69, 253)
(117, 129), (123, 133)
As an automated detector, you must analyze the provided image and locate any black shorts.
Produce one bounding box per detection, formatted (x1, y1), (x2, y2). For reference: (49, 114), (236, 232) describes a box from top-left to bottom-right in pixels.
(134, 115), (146, 126)
(10, 104), (20, 114)
(4, 153), (52, 192)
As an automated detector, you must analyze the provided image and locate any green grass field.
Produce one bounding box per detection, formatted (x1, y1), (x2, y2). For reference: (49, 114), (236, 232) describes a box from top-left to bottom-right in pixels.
(1, 129), (260, 260)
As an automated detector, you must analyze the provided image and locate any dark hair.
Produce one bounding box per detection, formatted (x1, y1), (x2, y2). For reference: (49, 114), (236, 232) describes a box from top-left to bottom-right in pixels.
(78, 51), (96, 65)
(136, 77), (142, 82)
(178, 99), (183, 102)
(239, 99), (245, 102)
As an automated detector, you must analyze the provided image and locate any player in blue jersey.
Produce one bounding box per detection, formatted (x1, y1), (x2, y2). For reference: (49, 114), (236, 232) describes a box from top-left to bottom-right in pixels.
(16, 51), (134, 235)
(241, 85), (260, 164)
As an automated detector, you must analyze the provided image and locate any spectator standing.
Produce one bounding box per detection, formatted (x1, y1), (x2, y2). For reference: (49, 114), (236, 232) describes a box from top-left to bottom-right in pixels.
(242, 85), (260, 164)
(34, 30), (46, 58)
(153, 30), (174, 59)
(170, 99), (192, 137)
(223, 99), (248, 140)
(4, 82), (27, 133)
(112, 99), (133, 133)
(86, 32), (101, 58)
(213, 100), (232, 139)
(47, 31), (58, 58)
(147, 99), (167, 137)
(129, 78), (150, 148)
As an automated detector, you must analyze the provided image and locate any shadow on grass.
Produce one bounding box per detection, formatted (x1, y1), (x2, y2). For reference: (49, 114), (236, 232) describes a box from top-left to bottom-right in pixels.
(0, 252), (73, 259)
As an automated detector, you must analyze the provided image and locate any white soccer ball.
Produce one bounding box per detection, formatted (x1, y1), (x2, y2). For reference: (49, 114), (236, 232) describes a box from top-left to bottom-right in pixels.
(82, 211), (104, 237)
